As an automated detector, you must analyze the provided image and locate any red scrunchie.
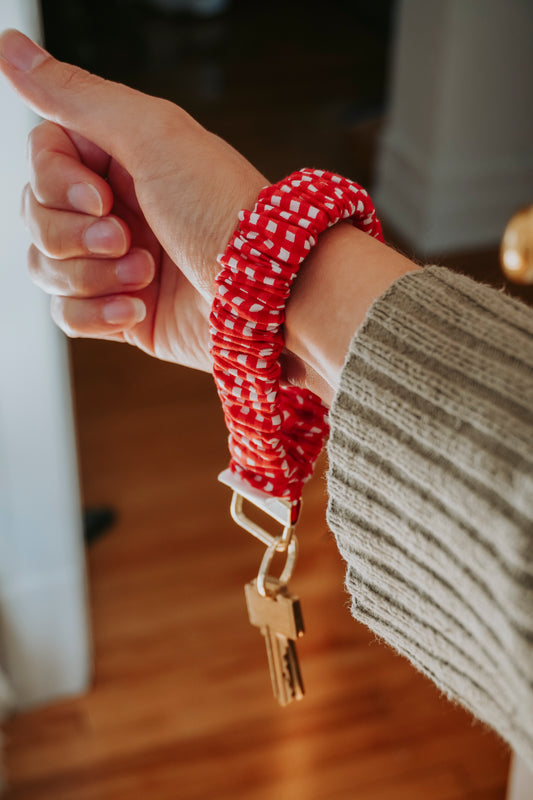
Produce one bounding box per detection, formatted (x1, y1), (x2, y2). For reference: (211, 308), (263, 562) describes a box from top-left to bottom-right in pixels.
(210, 168), (383, 514)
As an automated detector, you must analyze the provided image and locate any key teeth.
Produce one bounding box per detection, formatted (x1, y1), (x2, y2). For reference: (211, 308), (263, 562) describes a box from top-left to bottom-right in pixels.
(283, 641), (305, 702)
(282, 648), (295, 699)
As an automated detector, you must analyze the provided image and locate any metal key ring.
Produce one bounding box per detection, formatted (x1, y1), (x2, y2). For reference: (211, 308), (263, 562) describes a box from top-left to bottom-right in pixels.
(257, 534), (298, 597)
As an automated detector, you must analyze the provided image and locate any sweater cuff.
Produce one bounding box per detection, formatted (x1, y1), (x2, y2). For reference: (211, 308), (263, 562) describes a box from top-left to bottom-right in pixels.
(326, 265), (533, 766)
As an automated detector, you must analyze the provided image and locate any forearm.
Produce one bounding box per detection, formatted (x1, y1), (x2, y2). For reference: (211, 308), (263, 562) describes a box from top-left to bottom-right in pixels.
(326, 264), (533, 765)
(283, 222), (419, 405)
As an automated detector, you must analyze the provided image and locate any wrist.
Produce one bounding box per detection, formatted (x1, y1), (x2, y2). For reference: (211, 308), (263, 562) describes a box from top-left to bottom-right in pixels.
(210, 168), (393, 502)
(203, 165), (269, 302)
(283, 222), (420, 406)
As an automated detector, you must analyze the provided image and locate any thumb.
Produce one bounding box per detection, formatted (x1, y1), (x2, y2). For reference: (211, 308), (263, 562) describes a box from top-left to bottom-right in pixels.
(0, 29), (163, 170)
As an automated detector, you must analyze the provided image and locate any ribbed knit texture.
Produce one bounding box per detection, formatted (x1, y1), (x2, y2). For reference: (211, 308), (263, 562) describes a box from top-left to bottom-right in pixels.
(326, 266), (533, 767)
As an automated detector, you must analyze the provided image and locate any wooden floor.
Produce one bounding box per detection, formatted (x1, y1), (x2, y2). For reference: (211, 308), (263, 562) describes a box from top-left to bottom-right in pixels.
(3, 0), (524, 796)
(4, 339), (510, 799)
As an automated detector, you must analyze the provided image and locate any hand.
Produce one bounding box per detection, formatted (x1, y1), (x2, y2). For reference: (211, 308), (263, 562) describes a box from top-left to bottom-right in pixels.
(0, 29), (267, 368)
(24, 120), (214, 369)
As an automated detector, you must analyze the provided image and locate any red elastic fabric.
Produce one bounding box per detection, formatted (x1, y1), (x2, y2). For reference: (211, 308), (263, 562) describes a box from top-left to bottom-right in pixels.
(209, 168), (383, 515)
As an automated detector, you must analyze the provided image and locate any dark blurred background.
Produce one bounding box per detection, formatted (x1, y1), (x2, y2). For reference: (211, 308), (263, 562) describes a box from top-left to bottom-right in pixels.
(40, 0), (532, 300)
(40, 0), (394, 188)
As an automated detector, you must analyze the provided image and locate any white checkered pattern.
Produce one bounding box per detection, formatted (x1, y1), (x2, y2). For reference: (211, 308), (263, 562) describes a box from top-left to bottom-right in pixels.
(210, 168), (383, 514)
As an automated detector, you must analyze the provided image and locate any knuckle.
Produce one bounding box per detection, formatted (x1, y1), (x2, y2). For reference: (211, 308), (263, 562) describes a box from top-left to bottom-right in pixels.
(57, 63), (98, 95)
(38, 214), (80, 260)
(26, 128), (37, 163)
(27, 244), (40, 282)
(20, 184), (30, 222)
(31, 149), (71, 206)
(27, 122), (76, 204)
(40, 216), (62, 258)
(26, 122), (46, 162)
(27, 121), (59, 164)
(50, 297), (78, 339)
(31, 150), (54, 203)
(28, 245), (73, 296)
(70, 261), (95, 297)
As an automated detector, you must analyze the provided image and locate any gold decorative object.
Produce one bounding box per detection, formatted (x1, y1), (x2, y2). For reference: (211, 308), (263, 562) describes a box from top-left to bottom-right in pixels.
(500, 205), (533, 284)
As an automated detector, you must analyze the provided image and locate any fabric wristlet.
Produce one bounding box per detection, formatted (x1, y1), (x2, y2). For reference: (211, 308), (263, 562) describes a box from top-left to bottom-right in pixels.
(209, 168), (383, 513)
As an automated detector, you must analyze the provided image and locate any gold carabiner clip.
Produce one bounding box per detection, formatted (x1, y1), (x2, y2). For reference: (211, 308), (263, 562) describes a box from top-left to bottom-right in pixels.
(218, 468), (298, 552)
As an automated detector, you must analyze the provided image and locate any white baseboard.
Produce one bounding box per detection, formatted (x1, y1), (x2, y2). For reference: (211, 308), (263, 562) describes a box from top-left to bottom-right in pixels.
(0, 570), (91, 709)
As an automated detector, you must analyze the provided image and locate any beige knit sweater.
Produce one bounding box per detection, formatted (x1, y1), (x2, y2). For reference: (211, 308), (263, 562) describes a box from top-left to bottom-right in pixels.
(326, 266), (533, 768)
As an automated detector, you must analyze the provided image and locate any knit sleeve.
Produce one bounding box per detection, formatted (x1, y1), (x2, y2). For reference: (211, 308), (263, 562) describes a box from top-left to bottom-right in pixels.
(326, 265), (533, 767)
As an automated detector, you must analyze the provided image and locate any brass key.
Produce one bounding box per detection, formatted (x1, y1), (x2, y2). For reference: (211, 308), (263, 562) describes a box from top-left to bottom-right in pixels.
(245, 579), (305, 706)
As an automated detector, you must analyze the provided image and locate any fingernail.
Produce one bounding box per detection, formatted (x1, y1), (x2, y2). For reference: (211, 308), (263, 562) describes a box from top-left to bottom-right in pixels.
(84, 218), (127, 254)
(103, 297), (146, 325)
(115, 250), (155, 285)
(68, 183), (103, 216)
(0, 30), (48, 72)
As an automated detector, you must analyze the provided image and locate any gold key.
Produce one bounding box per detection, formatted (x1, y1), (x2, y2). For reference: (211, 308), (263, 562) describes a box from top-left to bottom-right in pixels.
(245, 578), (305, 706)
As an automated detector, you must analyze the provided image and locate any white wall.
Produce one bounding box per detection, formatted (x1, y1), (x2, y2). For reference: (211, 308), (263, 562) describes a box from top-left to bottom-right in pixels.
(374, 0), (533, 255)
(0, 0), (91, 707)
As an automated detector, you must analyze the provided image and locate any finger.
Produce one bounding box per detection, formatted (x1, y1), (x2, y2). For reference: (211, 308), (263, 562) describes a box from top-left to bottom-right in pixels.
(23, 185), (130, 259)
(28, 121), (113, 214)
(64, 129), (114, 177)
(50, 294), (147, 338)
(0, 29), (185, 174)
(28, 245), (155, 298)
